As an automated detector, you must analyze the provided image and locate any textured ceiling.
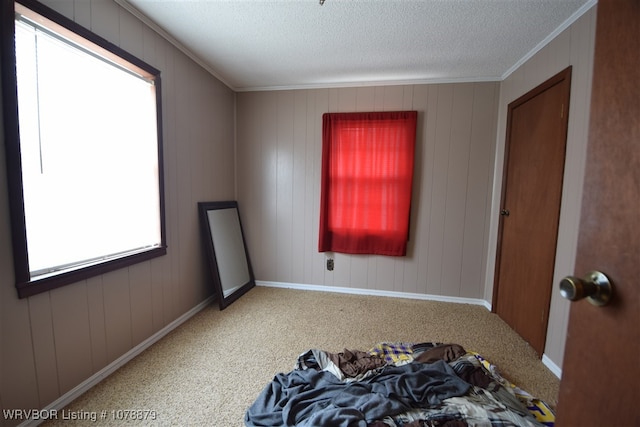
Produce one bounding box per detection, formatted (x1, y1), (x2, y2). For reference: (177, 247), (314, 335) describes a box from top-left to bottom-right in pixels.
(118, 0), (594, 91)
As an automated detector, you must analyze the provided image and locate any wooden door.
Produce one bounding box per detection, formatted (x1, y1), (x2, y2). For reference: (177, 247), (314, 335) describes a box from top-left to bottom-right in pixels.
(493, 68), (571, 356)
(555, 1), (639, 425)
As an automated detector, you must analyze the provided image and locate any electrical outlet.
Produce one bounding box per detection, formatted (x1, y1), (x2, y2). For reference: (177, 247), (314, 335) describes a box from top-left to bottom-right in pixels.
(327, 258), (334, 271)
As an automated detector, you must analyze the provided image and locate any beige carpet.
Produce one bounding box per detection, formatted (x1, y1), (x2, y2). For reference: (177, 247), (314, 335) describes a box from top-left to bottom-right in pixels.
(44, 286), (559, 426)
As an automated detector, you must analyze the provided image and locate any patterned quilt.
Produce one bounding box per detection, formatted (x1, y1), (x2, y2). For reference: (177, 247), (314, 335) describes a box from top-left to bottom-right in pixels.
(245, 342), (555, 427)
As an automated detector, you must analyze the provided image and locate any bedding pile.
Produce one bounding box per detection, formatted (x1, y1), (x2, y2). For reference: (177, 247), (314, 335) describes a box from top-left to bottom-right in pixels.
(244, 342), (555, 427)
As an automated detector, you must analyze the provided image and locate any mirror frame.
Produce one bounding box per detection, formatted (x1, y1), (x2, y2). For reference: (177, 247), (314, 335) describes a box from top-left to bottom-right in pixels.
(198, 200), (255, 310)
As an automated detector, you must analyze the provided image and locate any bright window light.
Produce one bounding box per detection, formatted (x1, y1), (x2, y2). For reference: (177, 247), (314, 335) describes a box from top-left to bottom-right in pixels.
(4, 1), (166, 297)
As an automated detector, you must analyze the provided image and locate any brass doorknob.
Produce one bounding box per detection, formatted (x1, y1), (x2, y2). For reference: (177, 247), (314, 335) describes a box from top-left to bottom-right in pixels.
(559, 271), (613, 306)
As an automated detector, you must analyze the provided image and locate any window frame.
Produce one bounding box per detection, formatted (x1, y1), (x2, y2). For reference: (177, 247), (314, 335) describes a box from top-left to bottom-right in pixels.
(1, 0), (167, 298)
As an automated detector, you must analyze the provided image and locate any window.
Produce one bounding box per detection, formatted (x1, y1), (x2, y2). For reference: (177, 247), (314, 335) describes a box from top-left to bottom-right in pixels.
(1, 0), (166, 298)
(319, 111), (417, 256)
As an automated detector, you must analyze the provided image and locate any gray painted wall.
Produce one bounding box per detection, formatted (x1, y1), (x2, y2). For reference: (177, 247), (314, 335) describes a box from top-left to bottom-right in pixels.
(236, 83), (499, 298)
(1, 1), (235, 423)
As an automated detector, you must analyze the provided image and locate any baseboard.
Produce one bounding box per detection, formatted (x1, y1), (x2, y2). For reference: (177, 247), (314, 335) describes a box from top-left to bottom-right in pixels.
(19, 296), (215, 427)
(257, 280), (491, 310)
(542, 354), (562, 379)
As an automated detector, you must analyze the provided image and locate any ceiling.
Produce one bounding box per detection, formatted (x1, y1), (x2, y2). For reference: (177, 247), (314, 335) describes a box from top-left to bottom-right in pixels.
(117, 0), (595, 92)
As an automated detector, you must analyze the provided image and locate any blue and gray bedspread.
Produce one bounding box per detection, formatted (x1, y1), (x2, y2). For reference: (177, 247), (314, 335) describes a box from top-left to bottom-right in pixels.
(246, 360), (469, 427)
(245, 342), (555, 427)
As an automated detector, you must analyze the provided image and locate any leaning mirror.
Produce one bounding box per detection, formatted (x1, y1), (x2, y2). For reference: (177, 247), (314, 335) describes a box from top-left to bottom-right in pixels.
(198, 201), (255, 310)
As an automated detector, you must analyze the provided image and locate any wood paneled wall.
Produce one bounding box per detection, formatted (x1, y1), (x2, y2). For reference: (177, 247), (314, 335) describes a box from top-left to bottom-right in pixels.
(236, 83), (499, 298)
(236, 6), (597, 373)
(486, 6), (596, 371)
(0, 1), (235, 422)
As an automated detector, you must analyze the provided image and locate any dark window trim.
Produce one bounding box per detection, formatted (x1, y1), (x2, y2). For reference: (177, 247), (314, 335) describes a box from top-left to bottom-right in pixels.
(1, 0), (167, 298)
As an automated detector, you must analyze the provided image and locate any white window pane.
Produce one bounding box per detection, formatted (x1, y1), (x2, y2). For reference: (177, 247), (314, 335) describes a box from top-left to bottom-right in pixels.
(15, 21), (161, 276)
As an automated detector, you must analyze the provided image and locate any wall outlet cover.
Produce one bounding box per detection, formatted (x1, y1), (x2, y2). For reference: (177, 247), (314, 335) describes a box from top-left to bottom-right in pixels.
(327, 258), (334, 271)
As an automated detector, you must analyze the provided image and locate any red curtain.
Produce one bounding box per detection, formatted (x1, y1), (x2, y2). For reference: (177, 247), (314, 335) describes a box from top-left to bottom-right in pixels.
(319, 111), (417, 256)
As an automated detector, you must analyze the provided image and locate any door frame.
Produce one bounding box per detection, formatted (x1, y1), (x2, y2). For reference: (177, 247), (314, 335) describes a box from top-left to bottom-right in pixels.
(492, 67), (572, 355)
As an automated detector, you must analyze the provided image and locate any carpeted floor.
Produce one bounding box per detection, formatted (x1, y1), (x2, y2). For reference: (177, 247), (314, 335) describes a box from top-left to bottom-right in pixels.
(44, 286), (559, 426)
